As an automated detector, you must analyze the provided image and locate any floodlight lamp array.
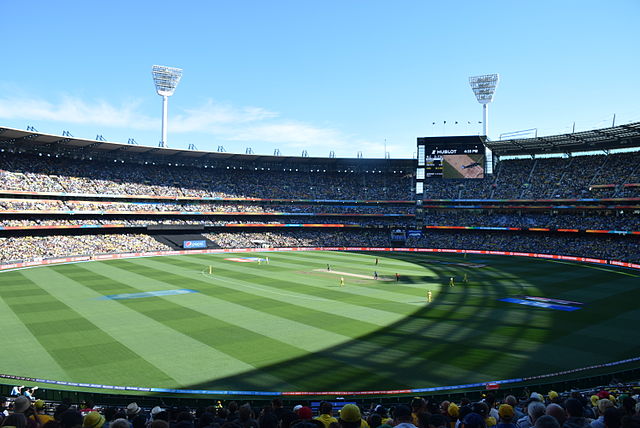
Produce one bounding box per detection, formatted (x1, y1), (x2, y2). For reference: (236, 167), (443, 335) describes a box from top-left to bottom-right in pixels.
(152, 65), (183, 96)
(469, 74), (499, 104)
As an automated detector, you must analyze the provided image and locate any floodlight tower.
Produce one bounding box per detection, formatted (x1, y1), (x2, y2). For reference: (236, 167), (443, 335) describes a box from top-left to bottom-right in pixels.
(152, 65), (183, 148)
(469, 74), (499, 174)
(469, 74), (499, 137)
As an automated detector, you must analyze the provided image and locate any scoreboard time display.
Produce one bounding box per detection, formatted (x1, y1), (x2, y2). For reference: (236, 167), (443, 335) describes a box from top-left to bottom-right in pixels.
(416, 135), (487, 196)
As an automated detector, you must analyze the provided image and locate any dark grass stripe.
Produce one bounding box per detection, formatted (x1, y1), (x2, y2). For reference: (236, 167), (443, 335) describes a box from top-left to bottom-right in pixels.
(56, 262), (407, 390)
(0, 269), (176, 386)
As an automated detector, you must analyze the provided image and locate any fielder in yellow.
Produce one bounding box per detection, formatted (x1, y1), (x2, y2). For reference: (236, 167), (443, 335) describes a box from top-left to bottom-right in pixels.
(340, 277), (345, 287)
(427, 290), (432, 303)
(449, 277), (455, 287)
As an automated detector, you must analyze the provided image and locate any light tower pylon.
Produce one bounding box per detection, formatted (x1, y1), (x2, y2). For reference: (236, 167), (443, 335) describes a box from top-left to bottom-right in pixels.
(469, 74), (499, 174)
(152, 65), (183, 148)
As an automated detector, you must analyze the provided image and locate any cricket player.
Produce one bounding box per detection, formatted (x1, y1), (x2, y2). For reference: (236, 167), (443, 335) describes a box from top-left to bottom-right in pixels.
(340, 277), (345, 287)
(449, 277), (455, 287)
(427, 290), (433, 303)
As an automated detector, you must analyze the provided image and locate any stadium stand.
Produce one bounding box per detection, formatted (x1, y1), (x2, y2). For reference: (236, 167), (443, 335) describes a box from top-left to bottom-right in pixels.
(0, 124), (640, 403)
(0, 125), (639, 264)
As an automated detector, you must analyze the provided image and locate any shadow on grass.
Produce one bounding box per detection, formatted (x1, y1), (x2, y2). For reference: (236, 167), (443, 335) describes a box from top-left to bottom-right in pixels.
(175, 251), (561, 392)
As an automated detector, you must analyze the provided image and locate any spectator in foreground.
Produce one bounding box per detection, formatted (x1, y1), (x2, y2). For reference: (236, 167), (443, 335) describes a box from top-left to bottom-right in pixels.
(316, 403), (338, 428)
(564, 398), (591, 428)
(545, 404), (566, 426)
(393, 405), (418, 428)
(534, 416), (560, 428)
(496, 405), (516, 428)
(339, 404), (368, 428)
(83, 412), (105, 428)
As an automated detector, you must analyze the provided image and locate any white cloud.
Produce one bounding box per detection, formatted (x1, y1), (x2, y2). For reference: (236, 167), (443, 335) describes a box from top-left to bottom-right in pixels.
(0, 94), (400, 157)
(0, 95), (156, 130)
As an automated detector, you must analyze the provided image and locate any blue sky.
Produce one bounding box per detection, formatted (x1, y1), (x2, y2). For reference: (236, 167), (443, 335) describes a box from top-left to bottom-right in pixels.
(1, 1), (639, 158)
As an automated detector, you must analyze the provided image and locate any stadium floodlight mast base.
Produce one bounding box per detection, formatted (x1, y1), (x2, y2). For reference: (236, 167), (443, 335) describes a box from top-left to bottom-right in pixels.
(152, 65), (183, 148)
(469, 74), (499, 174)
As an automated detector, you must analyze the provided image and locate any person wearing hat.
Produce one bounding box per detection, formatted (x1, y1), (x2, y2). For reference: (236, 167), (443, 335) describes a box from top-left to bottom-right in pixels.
(447, 403), (460, 428)
(12, 396), (38, 428)
(84, 412), (106, 428)
(339, 404), (369, 428)
(462, 413), (486, 428)
(126, 403), (142, 421)
(503, 397), (524, 421)
(31, 400), (54, 426)
(496, 405), (516, 428)
(315, 402), (338, 428)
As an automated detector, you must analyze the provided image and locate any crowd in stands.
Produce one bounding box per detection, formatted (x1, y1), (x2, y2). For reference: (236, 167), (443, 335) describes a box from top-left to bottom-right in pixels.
(205, 230), (392, 249)
(423, 212), (640, 232)
(2, 386), (640, 428)
(0, 199), (412, 215)
(0, 154), (413, 200)
(0, 218), (412, 229)
(0, 234), (170, 264)
(406, 231), (640, 263)
(0, 150), (638, 264)
(0, 228), (637, 265)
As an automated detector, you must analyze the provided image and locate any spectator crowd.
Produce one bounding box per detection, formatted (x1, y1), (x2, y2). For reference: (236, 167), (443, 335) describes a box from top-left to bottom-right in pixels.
(0, 150), (638, 265)
(2, 387), (640, 428)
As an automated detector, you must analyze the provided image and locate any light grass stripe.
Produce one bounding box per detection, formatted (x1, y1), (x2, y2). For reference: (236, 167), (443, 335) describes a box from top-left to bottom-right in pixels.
(126, 256), (417, 324)
(159, 253), (443, 305)
(108, 256), (516, 383)
(0, 290), (70, 380)
(251, 251), (439, 278)
(19, 267), (283, 388)
(81, 260), (379, 354)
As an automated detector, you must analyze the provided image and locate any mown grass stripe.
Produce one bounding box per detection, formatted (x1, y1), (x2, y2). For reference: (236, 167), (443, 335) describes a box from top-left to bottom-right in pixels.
(82, 260), (378, 350)
(69, 261), (415, 390)
(0, 274), (70, 380)
(21, 266), (266, 388)
(153, 254), (440, 308)
(1, 269), (175, 386)
(127, 255), (419, 320)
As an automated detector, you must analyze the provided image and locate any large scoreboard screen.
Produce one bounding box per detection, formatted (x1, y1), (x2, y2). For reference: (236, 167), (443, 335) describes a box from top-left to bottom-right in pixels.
(417, 136), (486, 179)
(415, 135), (487, 199)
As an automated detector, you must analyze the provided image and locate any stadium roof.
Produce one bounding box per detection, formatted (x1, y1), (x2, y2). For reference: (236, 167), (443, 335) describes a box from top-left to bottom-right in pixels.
(486, 122), (640, 156)
(0, 126), (413, 170)
(3, 122), (640, 165)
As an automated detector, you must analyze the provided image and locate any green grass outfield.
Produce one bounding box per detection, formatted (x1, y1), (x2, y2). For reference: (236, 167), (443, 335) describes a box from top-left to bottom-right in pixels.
(1, 250), (640, 394)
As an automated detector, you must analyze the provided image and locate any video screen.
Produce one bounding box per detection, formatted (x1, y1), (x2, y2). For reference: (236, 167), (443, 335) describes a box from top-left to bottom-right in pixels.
(442, 153), (485, 179)
(417, 136), (486, 179)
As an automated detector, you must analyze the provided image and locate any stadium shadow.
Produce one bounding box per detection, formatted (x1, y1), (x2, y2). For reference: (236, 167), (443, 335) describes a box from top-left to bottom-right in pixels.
(176, 251), (560, 393)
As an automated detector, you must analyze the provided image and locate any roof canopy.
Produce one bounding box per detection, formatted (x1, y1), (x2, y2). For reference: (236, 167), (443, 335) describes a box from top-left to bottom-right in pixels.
(486, 122), (640, 156)
(0, 126), (413, 171)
